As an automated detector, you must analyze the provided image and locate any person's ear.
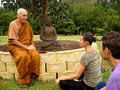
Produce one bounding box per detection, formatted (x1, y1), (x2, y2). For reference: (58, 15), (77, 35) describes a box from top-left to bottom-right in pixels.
(104, 47), (109, 54)
(85, 41), (89, 45)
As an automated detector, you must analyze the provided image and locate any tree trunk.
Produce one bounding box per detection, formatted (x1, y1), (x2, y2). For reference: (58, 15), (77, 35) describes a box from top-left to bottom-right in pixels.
(30, 0), (37, 21)
(41, 0), (50, 26)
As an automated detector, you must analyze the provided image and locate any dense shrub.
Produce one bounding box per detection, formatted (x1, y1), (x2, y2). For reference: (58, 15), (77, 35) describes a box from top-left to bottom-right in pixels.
(0, 13), (16, 35)
(1, 1), (120, 35)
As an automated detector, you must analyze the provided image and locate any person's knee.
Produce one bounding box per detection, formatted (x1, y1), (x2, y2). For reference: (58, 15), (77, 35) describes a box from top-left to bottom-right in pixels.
(21, 53), (30, 59)
(59, 80), (68, 88)
(31, 50), (40, 58)
(16, 52), (30, 63)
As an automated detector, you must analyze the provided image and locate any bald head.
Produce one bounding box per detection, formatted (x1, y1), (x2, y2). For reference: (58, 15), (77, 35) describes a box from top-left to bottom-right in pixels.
(17, 8), (28, 15)
(17, 8), (28, 23)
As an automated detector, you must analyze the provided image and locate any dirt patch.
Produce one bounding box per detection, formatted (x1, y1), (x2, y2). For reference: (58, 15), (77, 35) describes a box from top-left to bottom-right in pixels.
(0, 40), (81, 52)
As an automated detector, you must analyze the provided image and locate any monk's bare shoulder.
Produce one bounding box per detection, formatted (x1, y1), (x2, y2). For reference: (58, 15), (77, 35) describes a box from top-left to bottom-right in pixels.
(9, 20), (16, 26)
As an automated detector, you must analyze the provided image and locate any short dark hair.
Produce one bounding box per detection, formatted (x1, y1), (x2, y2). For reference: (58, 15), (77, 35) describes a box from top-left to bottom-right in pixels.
(82, 32), (96, 45)
(102, 31), (120, 59)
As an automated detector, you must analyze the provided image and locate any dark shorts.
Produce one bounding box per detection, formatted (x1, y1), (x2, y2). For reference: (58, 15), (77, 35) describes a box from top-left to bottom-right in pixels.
(59, 80), (94, 90)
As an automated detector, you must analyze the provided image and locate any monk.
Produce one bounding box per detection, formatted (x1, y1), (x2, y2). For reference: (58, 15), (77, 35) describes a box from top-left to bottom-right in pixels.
(7, 8), (40, 88)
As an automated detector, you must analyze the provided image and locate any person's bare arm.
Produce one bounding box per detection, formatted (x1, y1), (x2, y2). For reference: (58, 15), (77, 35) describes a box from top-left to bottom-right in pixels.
(100, 86), (106, 90)
(12, 40), (35, 50)
(55, 64), (85, 85)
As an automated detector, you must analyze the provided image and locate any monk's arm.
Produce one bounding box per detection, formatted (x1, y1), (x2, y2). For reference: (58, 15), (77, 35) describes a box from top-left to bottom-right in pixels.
(11, 39), (28, 49)
(12, 40), (36, 50)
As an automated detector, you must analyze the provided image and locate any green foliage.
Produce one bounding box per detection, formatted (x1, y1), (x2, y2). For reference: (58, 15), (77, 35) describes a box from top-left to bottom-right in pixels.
(95, 28), (107, 35)
(0, 7), (8, 15)
(58, 19), (76, 35)
(0, 13), (16, 35)
(104, 8), (120, 32)
(28, 13), (40, 35)
(48, 2), (76, 35)
(71, 2), (105, 33)
(1, 0), (120, 35)
(70, 2), (120, 35)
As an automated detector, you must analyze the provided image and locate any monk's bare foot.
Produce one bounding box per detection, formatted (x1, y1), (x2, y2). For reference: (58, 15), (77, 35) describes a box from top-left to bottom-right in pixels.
(17, 82), (29, 88)
(19, 84), (29, 88)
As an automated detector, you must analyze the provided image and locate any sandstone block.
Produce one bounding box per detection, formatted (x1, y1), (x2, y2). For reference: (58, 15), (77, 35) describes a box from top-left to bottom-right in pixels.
(15, 74), (19, 80)
(56, 50), (75, 62)
(0, 51), (1, 62)
(0, 72), (14, 79)
(62, 71), (75, 76)
(73, 48), (85, 61)
(67, 60), (80, 71)
(40, 73), (56, 81)
(49, 62), (66, 73)
(58, 71), (74, 77)
(40, 62), (51, 74)
(6, 63), (18, 74)
(0, 62), (6, 72)
(40, 52), (56, 64)
(0, 52), (15, 63)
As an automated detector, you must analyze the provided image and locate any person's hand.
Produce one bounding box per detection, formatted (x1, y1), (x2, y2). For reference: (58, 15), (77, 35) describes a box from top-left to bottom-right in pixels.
(27, 45), (36, 50)
(55, 78), (60, 85)
(55, 76), (66, 85)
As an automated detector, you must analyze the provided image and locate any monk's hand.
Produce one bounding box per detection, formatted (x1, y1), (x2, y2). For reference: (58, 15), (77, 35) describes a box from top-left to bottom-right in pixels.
(27, 45), (36, 50)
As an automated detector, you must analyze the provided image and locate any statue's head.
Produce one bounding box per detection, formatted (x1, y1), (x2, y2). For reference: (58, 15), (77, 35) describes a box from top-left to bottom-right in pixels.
(45, 16), (51, 26)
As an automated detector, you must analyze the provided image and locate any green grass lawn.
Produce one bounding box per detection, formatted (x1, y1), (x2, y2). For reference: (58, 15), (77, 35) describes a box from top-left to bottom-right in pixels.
(0, 35), (112, 90)
(0, 35), (81, 44)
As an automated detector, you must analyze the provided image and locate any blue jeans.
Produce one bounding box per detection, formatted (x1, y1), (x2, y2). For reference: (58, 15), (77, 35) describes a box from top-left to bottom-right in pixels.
(95, 81), (106, 90)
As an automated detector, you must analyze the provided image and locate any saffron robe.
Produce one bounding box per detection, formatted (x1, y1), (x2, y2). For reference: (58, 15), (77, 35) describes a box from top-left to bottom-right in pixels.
(8, 20), (40, 85)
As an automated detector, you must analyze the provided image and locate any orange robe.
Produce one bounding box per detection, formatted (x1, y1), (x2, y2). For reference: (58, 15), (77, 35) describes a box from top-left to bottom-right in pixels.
(8, 20), (40, 85)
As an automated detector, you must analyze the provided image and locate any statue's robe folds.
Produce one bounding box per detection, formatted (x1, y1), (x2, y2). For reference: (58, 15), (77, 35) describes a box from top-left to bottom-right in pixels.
(40, 26), (57, 48)
(8, 20), (40, 85)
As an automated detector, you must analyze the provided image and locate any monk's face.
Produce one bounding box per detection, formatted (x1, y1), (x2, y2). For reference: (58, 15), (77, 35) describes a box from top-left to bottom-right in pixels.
(17, 10), (28, 23)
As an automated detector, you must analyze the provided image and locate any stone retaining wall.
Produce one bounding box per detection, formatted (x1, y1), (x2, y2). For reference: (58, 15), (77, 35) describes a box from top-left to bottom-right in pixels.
(0, 43), (99, 81)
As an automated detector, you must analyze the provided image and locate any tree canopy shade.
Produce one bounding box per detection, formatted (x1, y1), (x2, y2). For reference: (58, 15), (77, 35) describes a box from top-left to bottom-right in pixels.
(1, 0), (120, 35)
(1, 0), (51, 26)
